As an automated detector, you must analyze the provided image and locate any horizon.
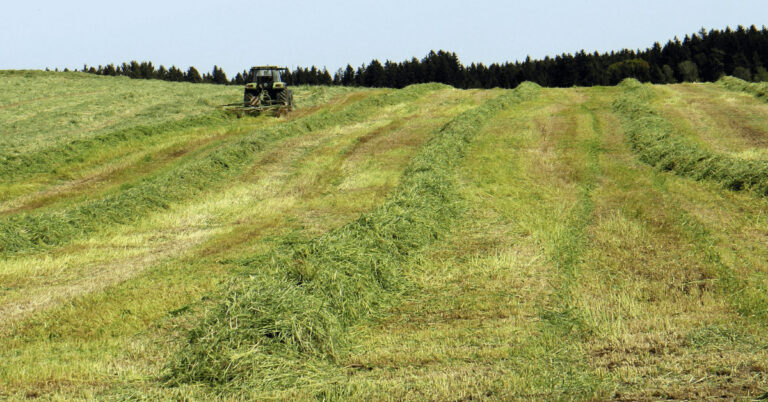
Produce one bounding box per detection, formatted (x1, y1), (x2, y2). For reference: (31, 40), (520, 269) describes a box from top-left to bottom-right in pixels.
(20, 25), (768, 78)
(4, 1), (768, 76)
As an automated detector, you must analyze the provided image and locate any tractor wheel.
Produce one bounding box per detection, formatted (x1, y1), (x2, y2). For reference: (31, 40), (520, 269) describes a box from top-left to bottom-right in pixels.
(277, 90), (290, 106)
(278, 90), (294, 110)
(244, 90), (259, 107)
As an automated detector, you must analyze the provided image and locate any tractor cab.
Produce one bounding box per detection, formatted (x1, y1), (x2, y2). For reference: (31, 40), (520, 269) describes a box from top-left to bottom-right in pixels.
(248, 66), (287, 90)
(253, 68), (282, 80)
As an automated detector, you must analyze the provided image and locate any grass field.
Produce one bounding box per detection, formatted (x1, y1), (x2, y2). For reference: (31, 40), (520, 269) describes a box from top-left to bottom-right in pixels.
(1, 71), (767, 399)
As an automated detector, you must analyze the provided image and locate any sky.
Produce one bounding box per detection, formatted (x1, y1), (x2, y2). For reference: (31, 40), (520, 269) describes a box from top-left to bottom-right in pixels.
(2, 0), (767, 76)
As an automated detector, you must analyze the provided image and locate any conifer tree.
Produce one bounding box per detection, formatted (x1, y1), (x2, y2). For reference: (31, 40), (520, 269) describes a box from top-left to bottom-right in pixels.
(341, 65), (356, 86)
(211, 65), (228, 84)
(186, 66), (203, 83)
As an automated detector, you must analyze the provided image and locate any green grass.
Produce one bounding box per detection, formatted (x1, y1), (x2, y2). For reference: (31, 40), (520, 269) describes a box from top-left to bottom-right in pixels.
(613, 78), (768, 194)
(165, 82), (542, 390)
(0, 71), (359, 206)
(1, 71), (768, 399)
(0, 82), (441, 256)
(719, 75), (768, 102)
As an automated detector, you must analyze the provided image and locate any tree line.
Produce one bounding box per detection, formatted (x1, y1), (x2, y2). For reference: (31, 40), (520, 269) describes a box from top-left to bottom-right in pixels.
(73, 25), (768, 88)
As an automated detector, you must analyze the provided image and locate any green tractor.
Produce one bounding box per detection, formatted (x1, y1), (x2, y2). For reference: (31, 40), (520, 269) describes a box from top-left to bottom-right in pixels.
(242, 66), (293, 115)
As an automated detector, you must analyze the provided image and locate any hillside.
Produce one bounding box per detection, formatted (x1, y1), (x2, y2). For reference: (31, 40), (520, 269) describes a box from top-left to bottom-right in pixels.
(1, 71), (768, 399)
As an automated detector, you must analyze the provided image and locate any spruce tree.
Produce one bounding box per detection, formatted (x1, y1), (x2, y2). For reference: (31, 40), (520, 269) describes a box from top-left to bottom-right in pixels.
(341, 65), (356, 86)
(212, 65), (228, 84)
(186, 66), (203, 83)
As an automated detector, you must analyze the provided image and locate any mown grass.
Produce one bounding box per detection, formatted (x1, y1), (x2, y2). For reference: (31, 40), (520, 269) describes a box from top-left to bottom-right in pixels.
(2, 72), (768, 399)
(613, 78), (768, 324)
(325, 87), (610, 399)
(652, 83), (768, 161)
(164, 83), (542, 392)
(0, 77), (484, 399)
(285, 84), (768, 400)
(0, 83), (444, 256)
(0, 71), (235, 156)
(719, 75), (768, 102)
(0, 71), (359, 207)
(578, 86), (768, 398)
(613, 78), (768, 194)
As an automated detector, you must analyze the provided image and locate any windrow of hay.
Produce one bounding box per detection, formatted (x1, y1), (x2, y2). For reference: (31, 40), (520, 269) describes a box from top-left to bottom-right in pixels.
(0, 84), (444, 256)
(0, 112), (230, 180)
(613, 78), (768, 194)
(165, 83), (542, 388)
(718, 76), (768, 102)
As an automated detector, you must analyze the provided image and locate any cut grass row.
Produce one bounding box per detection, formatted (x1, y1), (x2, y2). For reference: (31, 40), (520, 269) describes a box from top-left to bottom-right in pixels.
(719, 76), (768, 102)
(613, 78), (768, 194)
(0, 90), (361, 211)
(0, 75), (358, 200)
(575, 86), (768, 398)
(0, 123), (253, 215)
(0, 84), (443, 256)
(3, 72), (767, 398)
(0, 111), (231, 180)
(165, 83), (542, 389)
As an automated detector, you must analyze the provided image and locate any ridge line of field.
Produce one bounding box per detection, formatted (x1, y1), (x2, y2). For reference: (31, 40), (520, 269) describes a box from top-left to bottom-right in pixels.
(0, 84), (444, 256)
(164, 83), (542, 389)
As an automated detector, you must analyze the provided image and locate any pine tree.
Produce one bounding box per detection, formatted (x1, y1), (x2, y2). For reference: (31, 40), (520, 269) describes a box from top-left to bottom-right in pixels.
(168, 66), (184, 81)
(320, 68), (332, 85)
(341, 65), (356, 86)
(363, 59), (385, 87)
(157, 65), (168, 80)
(212, 65), (228, 84)
(186, 66), (203, 83)
(104, 64), (117, 76)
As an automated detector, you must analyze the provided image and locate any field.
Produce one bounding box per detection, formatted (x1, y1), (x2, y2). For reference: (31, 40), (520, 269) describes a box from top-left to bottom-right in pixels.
(1, 70), (768, 399)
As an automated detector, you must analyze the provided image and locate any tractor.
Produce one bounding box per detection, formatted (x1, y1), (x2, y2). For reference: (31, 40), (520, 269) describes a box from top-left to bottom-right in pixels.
(222, 66), (294, 116)
(242, 66), (293, 115)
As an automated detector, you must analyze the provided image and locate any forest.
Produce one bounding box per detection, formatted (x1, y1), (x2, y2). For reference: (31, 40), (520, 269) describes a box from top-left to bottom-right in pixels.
(70, 26), (768, 89)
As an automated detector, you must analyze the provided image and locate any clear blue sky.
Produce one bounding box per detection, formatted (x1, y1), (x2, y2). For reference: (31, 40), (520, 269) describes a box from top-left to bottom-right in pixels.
(3, 0), (766, 76)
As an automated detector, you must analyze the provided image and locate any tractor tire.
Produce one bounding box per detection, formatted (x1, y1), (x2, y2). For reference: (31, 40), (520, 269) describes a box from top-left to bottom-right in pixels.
(278, 89), (294, 110)
(277, 90), (290, 106)
(244, 90), (259, 107)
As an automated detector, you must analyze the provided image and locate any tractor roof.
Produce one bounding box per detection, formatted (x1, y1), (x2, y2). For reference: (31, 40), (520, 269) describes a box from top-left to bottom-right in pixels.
(251, 66), (288, 71)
